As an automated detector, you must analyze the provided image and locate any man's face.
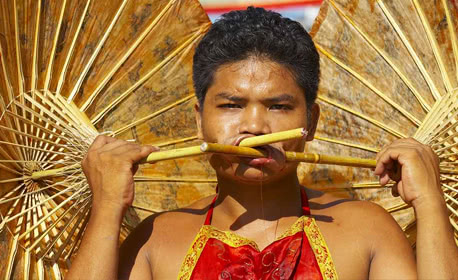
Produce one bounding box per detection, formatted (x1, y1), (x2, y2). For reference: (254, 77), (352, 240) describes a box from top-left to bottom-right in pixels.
(196, 57), (319, 184)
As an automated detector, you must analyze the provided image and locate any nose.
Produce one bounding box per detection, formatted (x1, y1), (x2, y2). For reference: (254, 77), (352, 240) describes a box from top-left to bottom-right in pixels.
(238, 105), (271, 136)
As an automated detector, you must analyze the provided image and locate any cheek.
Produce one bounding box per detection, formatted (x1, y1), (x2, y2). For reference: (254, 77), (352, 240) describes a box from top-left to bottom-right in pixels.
(202, 114), (239, 142)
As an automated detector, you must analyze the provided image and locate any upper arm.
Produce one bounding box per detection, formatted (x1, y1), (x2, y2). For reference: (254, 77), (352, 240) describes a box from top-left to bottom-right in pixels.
(118, 216), (155, 280)
(368, 204), (416, 279)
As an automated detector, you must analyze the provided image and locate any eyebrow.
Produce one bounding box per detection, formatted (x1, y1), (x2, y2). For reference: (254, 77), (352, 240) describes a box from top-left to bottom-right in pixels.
(214, 92), (245, 102)
(264, 94), (295, 103)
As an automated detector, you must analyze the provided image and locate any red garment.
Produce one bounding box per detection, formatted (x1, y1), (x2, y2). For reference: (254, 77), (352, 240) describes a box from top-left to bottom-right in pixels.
(178, 188), (337, 280)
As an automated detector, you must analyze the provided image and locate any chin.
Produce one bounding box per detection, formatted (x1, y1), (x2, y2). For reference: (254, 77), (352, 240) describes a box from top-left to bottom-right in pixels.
(217, 165), (280, 185)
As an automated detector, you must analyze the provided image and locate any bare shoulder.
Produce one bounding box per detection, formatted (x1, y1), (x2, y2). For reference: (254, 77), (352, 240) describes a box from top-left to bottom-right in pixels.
(119, 195), (216, 277)
(306, 188), (414, 278)
(308, 188), (401, 231)
(151, 195), (215, 241)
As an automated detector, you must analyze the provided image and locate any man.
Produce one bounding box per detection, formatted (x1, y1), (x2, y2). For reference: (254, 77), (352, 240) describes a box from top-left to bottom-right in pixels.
(67, 7), (458, 279)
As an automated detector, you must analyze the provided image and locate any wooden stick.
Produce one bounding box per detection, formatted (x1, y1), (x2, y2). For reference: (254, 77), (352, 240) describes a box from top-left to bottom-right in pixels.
(238, 127), (306, 147)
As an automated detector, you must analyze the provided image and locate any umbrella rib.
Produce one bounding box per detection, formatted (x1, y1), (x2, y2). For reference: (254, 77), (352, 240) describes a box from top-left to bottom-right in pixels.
(351, 182), (388, 188)
(48, 200), (90, 263)
(387, 203), (410, 213)
(328, 0), (431, 113)
(43, 0), (68, 91)
(67, 0), (128, 103)
(7, 95), (66, 162)
(318, 95), (407, 138)
(89, 23), (211, 123)
(13, 0), (32, 162)
(0, 107), (25, 163)
(377, 0), (442, 101)
(45, 199), (91, 262)
(0, 144), (23, 170)
(431, 110), (458, 146)
(17, 186), (86, 242)
(443, 184), (458, 195)
(0, 162), (22, 175)
(64, 206), (90, 260)
(131, 204), (160, 213)
(0, 140), (68, 157)
(413, 92), (453, 142)
(32, 0), (67, 161)
(0, 45), (15, 101)
(28, 196), (86, 253)
(314, 135), (380, 153)
(152, 135), (199, 147)
(1, 182), (84, 229)
(317, 44), (421, 126)
(4, 197), (26, 280)
(30, 0), (41, 92)
(32, 194), (65, 279)
(0, 188), (26, 231)
(0, 124), (68, 148)
(5, 110), (73, 143)
(55, 0), (92, 95)
(81, 0), (177, 110)
(21, 93), (80, 133)
(13, 0), (24, 95)
(0, 184), (57, 206)
(412, 0), (453, 94)
(23, 194), (34, 280)
(0, 182), (26, 203)
(113, 94), (195, 136)
(1, 99), (28, 161)
(37, 198), (90, 260)
(441, 0), (458, 84)
(436, 140), (458, 155)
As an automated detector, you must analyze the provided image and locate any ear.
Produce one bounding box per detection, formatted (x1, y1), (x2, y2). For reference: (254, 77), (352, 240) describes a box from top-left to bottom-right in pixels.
(306, 103), (320, 141)
(195, 103), (203, 140)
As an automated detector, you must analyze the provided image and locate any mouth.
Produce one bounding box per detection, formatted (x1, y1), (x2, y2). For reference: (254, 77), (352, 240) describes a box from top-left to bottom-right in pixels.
(232, 136), (275, 166)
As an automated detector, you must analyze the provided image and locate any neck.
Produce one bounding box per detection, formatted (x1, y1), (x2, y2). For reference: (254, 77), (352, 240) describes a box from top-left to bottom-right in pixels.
(214, 171), (303, 228)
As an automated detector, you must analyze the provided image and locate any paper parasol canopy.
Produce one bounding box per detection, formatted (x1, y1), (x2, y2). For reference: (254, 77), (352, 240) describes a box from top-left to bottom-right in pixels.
(0, 0), (457, 279)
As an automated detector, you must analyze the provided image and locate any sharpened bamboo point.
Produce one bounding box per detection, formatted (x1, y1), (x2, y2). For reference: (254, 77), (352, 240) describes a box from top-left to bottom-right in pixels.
(143, 145), (203, 163)
(239, 128), (307, 147)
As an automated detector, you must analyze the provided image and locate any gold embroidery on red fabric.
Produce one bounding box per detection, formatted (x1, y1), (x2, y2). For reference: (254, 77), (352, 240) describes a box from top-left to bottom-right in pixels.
(178, 226), (211, 280)
(303, 217), (339, 279)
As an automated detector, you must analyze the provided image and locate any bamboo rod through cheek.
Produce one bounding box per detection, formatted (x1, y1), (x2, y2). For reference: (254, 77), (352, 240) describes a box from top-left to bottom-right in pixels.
(201, 142), (377, 168)
(238, 127), (307, 147)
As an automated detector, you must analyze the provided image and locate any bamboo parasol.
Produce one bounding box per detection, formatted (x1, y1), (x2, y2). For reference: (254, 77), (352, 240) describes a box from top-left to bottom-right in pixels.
(0, 0), (457, 279)
(309, 0), (458, 246)
(0, 0), (211, 278)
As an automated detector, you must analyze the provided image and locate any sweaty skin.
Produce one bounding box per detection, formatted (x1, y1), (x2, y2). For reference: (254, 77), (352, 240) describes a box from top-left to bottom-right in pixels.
(66, 57), (458, 280)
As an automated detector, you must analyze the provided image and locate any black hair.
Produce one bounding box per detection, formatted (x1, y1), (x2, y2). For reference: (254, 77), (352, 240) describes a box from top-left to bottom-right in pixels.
(193, 6), (320, 110)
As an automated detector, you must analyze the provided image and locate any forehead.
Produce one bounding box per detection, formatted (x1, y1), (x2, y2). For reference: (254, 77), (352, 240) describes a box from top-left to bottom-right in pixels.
(208, 57), (305, 100)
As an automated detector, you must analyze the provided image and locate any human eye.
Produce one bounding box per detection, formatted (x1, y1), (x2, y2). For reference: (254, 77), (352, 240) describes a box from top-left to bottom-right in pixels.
(270, 104), (293, 111)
